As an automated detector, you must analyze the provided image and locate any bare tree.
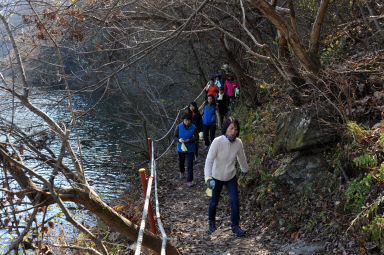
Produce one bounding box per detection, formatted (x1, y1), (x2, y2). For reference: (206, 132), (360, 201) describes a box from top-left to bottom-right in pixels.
(0, 1), (186, 254)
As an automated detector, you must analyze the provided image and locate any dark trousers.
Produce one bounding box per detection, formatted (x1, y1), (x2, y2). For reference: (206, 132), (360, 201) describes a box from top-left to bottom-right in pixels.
(208, 176), (240, 227)
(218, 112), (226, 127)
(203, 124), (216, 146)
(178, 152), (194, 182)
(195, 141), (199, 158)
(228, 96), (236, 108)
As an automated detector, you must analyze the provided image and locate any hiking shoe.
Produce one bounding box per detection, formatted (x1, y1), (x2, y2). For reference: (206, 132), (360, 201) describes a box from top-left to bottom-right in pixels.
(187, 181), (194, 187)
(232, 226), (246, 237)
(209, 222), (216, 233)
(179, 172), (184, 179)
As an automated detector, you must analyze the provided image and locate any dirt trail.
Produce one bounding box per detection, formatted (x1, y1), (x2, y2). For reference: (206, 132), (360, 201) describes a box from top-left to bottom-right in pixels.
(157, 141), (280, 255)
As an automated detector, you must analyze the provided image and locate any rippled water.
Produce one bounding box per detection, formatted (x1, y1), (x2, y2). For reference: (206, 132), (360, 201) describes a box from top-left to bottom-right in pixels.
(0, 90), (143, 252)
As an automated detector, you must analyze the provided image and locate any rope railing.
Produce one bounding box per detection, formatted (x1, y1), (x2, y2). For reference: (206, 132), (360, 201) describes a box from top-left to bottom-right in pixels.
(134, 173), (153, 255)
(153, 87), (206, 160)
(135, 87), (207, 254)
(154, 159), (167, 254)
(154, 87), (205, 143)
(154, 111), (181, 142)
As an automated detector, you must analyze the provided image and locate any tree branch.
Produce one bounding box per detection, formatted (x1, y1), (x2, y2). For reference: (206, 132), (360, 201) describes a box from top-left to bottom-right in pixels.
(310, 0), (330, 54)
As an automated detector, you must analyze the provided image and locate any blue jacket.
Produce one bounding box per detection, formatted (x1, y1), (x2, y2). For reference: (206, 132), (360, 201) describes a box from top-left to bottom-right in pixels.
(203, 105), (216, 125)
(174, 123), (197, 153)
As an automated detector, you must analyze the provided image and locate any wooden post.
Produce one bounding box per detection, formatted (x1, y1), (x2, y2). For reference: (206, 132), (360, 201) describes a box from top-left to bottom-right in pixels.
(138, 168), (157, 235)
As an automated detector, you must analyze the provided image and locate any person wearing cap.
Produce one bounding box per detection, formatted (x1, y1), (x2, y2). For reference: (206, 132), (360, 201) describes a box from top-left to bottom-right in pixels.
(174, 112), (199, 187)
(204, 117), (248, 237)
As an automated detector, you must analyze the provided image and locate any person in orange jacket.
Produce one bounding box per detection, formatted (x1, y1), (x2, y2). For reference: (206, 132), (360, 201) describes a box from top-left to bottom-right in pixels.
(205, 79), (219, 97)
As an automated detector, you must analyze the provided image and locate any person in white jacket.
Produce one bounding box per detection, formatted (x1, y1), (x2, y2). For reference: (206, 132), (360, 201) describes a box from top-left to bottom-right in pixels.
(204, 117), (248, 236)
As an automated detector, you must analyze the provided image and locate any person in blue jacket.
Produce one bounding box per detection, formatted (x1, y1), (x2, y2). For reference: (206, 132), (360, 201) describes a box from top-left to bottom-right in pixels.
(188, 102), (203, 162)
(174, 112), (199, 187)
(202, 95), (218, 150)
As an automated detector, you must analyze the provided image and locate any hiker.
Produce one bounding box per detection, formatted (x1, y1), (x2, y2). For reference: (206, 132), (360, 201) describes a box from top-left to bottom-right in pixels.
(174, 112), (199, 187)
(214, 74), (222, 89)
(204, 117), (248, 237)
(223, 74), (240, 106)
(202, 95), (218, 150)
(188, 102), (203, 162)
(205, 79), (219, 97)
(215, 87), (229, 128)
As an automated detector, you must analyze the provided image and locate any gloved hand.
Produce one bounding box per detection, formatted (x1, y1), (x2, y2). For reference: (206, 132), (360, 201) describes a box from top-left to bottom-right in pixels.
(237, 172), (246, 187)
(207, 179), (215, 189)
(199, 132), (203, 140)
(205, 176), (215, 197)
(205, 176), (215, 189)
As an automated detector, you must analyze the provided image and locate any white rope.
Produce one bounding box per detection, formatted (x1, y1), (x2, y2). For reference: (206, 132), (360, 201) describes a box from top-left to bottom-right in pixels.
(153, 148), (167, 254)
(154, 88), (205, 143)
(154, 111), (181, 142)
(135, 140), (168, 255)
(135, 87), (206, 254)
(134, 175), (153, 255)
(155, 139), (175, 161)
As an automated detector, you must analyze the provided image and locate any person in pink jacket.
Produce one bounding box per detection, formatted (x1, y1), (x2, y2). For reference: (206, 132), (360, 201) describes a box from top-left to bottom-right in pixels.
(223, 75), (239, 105)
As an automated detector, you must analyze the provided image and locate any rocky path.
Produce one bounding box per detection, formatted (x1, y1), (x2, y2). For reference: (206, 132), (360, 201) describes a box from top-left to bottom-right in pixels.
(157, 141), (280, 255)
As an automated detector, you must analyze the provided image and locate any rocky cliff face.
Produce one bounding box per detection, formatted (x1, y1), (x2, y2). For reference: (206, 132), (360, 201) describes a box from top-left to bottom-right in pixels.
(273, 106), (339, 190)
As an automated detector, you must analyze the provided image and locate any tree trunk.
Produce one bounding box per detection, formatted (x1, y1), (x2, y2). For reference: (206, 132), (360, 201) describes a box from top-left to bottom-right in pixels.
(310, 0), (330, 55)
(0, 149), (181, 255)
(277, 31), (305, 106)
(73, 189), (181, 255)
(189, 41), (208, 89)
(247, 0), (320, 74)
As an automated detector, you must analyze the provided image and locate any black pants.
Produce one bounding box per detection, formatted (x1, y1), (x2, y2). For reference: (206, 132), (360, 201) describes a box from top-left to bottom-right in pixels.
(203, 124), (216, 146)
(218, 112), (226, 127)
(178, 152), (194, 182)
(228, 96), (235, 106)
(195, 141), (199, 158)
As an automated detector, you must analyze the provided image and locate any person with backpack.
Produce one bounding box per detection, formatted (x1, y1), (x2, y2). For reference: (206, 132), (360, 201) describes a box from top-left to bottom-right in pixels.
(215, 87), (229, 128)
(204, 117), (248, 237)
(174, 112), (199, 187)
(188, 102), (203, 162)
(202, 95), (218, 150)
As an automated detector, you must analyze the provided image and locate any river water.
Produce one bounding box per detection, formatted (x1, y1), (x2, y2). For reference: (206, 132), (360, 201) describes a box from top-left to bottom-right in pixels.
(0, 89), (144, 252)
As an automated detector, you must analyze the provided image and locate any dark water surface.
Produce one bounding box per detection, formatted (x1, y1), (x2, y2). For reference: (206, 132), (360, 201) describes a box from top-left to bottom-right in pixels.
(0, 90), (141, 252)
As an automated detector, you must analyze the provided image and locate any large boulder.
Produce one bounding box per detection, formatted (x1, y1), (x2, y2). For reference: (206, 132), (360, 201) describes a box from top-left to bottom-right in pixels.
(273, 152), (328, 191)
(273, 107), (338, 154)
